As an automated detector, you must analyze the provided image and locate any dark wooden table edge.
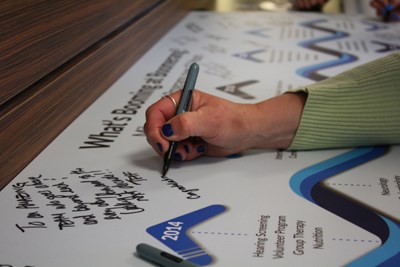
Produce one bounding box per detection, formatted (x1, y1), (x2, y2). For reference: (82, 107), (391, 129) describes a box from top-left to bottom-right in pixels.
(0, 0), (191, 190)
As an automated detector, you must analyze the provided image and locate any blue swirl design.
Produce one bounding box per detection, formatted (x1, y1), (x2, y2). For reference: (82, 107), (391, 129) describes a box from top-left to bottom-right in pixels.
(290, 146), (400, 266)
(362, 20), (389, 31)
(297, 19), (358, 81)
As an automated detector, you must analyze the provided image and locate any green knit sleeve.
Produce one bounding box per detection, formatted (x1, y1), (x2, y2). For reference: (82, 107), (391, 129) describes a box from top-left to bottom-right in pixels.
(288, 52), (400, 150)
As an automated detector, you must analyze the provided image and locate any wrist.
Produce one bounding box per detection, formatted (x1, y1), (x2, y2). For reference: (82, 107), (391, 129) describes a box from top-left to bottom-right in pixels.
(249, 92), (306, 149)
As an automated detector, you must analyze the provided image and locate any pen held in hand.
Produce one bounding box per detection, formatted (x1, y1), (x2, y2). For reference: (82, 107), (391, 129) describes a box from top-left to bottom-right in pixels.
(162, 62), (199, 177)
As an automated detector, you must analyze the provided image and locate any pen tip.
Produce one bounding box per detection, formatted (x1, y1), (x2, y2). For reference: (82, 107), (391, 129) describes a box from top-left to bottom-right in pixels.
(162, 164), (169, 178)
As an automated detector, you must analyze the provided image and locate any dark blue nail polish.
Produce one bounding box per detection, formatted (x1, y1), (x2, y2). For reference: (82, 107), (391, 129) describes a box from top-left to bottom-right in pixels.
(197, 145), (205, 153)
(162, 124), (174, 137)
(226, 153), (242, 158)
(174, 152), (182, 161)
(156, 143), (163, 153)
(184, 144), (190, 153)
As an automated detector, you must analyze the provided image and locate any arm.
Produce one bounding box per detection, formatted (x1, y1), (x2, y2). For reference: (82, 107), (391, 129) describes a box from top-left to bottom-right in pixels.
(144, 53), (400, 160)
(289, 52), (400, 150)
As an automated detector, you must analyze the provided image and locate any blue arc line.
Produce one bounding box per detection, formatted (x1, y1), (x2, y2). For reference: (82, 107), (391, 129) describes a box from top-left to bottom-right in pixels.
(348, 217), (400, 267)
(361, 20), (389, 32)
(297, 19), (358, 81)
(289, 146), (400, 266)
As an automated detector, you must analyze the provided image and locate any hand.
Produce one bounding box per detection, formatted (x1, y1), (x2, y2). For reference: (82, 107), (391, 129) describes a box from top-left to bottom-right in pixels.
(370, 0), (400, 22)
(144, 90), (306, 161)
(294, 0), (328, 10)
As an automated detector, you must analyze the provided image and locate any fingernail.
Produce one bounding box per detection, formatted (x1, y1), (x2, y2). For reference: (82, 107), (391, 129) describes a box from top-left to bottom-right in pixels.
(226, 153), (242, 158)
(197, 145), (205, 153)
(174, 152), (183, 161)
(162, 123), (174, 137)
(156, 143), (163, 153)
(184, 144), (190, 153)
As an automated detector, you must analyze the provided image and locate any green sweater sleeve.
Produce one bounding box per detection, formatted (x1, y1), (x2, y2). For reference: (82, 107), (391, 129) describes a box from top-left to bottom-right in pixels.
(288, 52), (400, 150)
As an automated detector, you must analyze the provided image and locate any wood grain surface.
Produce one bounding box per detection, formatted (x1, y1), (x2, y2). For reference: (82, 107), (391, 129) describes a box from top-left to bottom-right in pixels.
(0, 0), (161, 106)
(0, 0), (207, 189)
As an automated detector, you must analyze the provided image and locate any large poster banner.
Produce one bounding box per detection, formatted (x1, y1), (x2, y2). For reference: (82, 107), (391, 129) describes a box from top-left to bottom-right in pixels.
(1, 11), (399, 267)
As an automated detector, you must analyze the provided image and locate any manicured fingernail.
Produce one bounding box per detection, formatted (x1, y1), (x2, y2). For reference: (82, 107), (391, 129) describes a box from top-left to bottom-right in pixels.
(226, 153), (242, 158)
(184, 144), (190, 153)
(174, 152), (182, 161)
(197, 145), (205, 153)
(156, 143), (163, 153)
(162, 123), (174, 137)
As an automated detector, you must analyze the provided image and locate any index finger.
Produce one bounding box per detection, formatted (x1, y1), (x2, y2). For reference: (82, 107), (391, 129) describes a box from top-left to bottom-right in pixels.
(144, 91), (182, 153)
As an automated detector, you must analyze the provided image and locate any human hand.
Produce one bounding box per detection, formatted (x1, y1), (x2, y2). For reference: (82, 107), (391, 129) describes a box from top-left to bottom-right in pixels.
(370, 0), (400, 22)
(144, 90), (306, 161)
(294, 0), (328, 10)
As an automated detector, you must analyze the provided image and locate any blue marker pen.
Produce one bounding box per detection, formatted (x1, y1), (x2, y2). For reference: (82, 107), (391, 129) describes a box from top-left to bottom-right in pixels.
(136, 243), (200, 267)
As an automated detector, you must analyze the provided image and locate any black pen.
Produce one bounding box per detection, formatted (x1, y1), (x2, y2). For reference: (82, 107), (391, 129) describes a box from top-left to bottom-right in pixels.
(162, 62), (199, 177)
(136, 243), (200, 267)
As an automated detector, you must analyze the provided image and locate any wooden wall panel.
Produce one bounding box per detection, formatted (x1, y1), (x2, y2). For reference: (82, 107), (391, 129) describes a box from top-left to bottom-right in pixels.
(0, 0), (204, 189)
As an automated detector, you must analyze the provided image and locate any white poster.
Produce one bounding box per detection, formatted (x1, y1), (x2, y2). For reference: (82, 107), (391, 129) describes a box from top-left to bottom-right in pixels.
(1, 12), (399, 267)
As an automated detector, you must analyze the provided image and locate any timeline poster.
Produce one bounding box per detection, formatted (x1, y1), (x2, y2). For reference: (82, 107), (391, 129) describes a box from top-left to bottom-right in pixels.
(1, 11), (400, 267)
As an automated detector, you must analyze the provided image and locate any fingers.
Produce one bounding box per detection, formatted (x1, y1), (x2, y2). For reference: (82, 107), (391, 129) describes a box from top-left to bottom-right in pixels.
(156, 91), (221, 159)
(370, 0), (400, 21)
(295, 0), (327, 10)
(172, 139), (207, 161)
(160, 91), (239, 143)
(144, 90), (247, 160)
(389, 0), (400, 21)
(160, 109), (216, 142)
(144, 91), (182, 156)
(144, 90), (212, 159)
(370, 0), (388, 16)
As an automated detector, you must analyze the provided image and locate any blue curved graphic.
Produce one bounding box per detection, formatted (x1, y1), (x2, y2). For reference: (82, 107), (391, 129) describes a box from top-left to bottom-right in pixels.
(297, 19), (358, 81)
(147, 204), (226, 266)
(290, 146), (400, 266)
(362, 20), (389, 32)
